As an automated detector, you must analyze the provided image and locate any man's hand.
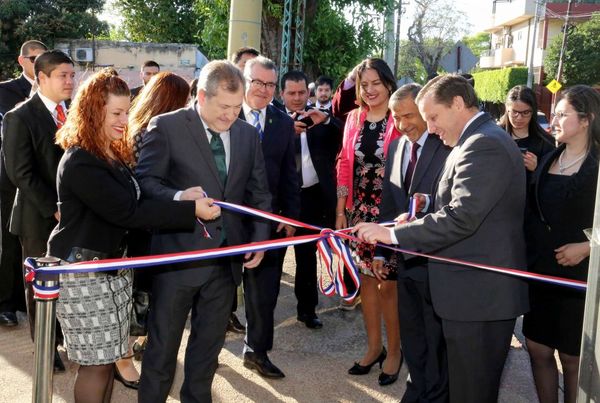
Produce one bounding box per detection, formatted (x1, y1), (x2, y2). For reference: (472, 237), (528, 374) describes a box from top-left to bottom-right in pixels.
(244, 251), (264, 269)
(180, 186), (205, 201)
(54, 211), (60, 221)
(353, 222), (392, 245)
(371, 259), (389, 281)
(555, 242), (590, 266)
(302, 108), (329, 126)
(276, 223), (296, 237)
(291, 112), (308, 135)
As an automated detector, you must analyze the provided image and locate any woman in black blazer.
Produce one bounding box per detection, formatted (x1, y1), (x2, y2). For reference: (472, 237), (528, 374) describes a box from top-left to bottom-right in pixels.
(47, 69), (219, 402)
(523, 85), (600, 403)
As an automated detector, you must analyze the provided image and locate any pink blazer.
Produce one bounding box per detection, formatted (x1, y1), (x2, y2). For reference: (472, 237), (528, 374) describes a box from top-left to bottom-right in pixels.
(336, 107), (401, 209)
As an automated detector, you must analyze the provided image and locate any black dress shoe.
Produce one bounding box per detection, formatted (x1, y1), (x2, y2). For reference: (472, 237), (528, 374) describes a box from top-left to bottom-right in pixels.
(53, 350), (65, 373)
(297, 314), (322, 329)
(378, 352), (403, 386)
(348, 347), (387, 375)
(243, 352), (285, 379)
(0, 311), (17, 327)
(227, 313), (245, 334)
(114, 365), (140, 389)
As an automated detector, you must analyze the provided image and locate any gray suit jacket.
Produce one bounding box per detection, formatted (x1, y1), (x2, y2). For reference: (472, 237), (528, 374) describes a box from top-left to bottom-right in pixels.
(136, 105), (272, 286)
(394, 113), (529, 321)
(379, 133), (451, 281)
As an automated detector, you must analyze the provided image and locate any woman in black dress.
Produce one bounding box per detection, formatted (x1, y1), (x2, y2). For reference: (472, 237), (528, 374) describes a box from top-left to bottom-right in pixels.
(49, 69), (219, 402)
(499, 85), (555, 175)
(523, 85), (600, 403)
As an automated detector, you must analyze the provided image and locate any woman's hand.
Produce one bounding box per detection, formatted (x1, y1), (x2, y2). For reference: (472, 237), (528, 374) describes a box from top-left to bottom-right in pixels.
(523, 152), (537, 172)
(555, 242), (590, 266)
(371, 259), (389, 281)
(335, 212), (347, 230)
(181, 186), (205, 200)
(194, 198), (220, 221)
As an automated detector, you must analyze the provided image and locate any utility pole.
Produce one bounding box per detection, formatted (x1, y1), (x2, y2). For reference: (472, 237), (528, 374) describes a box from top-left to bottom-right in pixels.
(393, 1), (409, 76)
(383, 5), (395, 70)
(551, 0), (573, 113)
(526, 0), (545, 88)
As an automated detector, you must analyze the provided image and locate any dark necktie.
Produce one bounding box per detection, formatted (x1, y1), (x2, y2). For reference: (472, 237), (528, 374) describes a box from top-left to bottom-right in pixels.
(207, 128), (227, 186)
(404, 142), (420, 191)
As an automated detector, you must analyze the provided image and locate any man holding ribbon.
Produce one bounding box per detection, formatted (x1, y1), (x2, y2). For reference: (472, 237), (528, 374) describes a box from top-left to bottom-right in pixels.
(355, 74), (529, 403)
(136, 60), (271, 402)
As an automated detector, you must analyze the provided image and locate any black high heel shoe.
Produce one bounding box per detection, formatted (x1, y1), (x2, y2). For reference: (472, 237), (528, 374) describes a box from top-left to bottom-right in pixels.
(378, 352), (403, 386)
(114, 364), (140, 390)
(348, 347), (387, 375)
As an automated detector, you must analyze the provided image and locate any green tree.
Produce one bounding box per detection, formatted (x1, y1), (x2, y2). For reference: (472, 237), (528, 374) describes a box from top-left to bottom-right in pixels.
(544, 13), (600, 86)
(0, 0), (107, 80)
(462, 32), (491, 58)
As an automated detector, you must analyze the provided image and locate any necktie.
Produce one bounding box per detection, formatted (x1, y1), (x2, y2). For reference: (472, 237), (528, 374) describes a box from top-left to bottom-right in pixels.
(207, 129), (227, 186)
(404, 142), (420, 191)
(55, 104), (66, 129)
(250, 109), (263, 141)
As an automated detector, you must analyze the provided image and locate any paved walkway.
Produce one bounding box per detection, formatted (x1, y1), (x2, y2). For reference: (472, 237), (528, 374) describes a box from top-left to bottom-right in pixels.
(0, 249), (546, 402)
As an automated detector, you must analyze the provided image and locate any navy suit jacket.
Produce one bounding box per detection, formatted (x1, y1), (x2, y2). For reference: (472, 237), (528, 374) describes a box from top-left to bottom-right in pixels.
(239, 105), (300, 220)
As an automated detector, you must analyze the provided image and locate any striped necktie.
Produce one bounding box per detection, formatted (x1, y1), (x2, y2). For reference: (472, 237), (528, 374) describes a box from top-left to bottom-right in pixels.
(55, 104), (66, 128)
(251, 109), (263, 141)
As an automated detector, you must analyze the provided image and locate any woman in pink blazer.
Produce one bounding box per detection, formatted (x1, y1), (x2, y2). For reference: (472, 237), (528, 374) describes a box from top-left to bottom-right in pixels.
(336, 58), (402, 386)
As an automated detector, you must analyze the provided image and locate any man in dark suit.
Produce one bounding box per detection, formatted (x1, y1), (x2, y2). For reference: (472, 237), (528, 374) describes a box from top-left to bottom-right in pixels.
(0, 39), (47, 327)
(279, 70), (342, 329)
(238, 56), (300, 378)
(129, 60), (160, 99)
(374, 84), (451, 402)
(137, 60), (271, 403)
(356, 74), (529, 403)
(314, 75), (333, 112)
(2, 50), (74, 371)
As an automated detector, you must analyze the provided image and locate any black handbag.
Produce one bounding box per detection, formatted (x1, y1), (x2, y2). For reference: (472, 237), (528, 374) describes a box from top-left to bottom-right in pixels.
(130, 289), (150, 336)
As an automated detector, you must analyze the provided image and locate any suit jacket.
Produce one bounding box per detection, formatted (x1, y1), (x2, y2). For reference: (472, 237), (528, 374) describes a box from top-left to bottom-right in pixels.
(1, 93), (63, 239)
(379, 133), (451, 281)
(130, 85), (142, 100)
(0, 74), (31, 118)
(136, 105), (272, 285)
(48, 147), (195, 260)
(239, 105), (300, 219)
(394, 113), (529, 321)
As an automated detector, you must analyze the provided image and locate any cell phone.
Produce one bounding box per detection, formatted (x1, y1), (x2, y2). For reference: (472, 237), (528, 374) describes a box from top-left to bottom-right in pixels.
(519, 147), (528, 154)
(296, 114), (314, 127)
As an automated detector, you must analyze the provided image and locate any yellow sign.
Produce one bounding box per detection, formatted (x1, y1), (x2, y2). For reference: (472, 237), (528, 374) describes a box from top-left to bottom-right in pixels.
(546, 79), (562, 94)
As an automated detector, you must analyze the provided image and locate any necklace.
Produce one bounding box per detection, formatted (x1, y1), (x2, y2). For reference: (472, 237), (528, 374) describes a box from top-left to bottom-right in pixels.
(558, 150), (586, 174)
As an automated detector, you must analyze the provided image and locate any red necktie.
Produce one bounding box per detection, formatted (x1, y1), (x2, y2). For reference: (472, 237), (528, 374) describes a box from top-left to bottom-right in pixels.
(55, 104), (66, 129)
(404, 142), (420, 191)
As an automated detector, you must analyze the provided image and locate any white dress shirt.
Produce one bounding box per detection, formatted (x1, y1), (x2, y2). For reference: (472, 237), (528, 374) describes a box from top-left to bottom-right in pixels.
(242, 103), (266, 130)
(37, 91), (67, 127)
(286, 107), (319, 188)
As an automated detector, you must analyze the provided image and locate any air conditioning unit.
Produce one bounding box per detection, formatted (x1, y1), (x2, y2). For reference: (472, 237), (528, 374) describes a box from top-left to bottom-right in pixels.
(73, 48), (93, 62)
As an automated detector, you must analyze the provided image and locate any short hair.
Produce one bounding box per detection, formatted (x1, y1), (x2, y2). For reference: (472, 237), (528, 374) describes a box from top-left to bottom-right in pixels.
(20, 40), (47, 56)
(355, 58), (397, 109)
(390, 83), (422, 106)
(56, 68), (132, 163)
(198, 60), (245, 98)
(189, 78), (199, 99)
(128, 72), (190, 146)
(141, 60), (160, 70)
(461, 73), (475, 87)
(280, 70), (308, 91)
(416, 74), (478, 109)
(244, 55), (277, 77)
(34, 50), (74, 81)
(232, 47), (260, 64)
(315, 76), (333, 89)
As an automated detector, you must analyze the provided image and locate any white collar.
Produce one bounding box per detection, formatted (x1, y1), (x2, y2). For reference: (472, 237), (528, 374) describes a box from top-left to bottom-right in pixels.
(242, 103), (267, 118)
(37, 91), (66, 115)
(23, 73), (35, 86)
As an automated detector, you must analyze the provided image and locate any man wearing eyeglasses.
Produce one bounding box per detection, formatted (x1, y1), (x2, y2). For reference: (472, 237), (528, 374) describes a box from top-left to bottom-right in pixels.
(0, 40), (47, 328)
(237, 56), (300, 378)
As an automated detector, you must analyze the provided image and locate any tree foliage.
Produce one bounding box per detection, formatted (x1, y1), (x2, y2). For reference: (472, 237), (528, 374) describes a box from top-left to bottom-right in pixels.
(544, 13), (600, 86)
(406, 0), (470, 76)
(0, 0), (107, 79)
(461, 32), (491, 58)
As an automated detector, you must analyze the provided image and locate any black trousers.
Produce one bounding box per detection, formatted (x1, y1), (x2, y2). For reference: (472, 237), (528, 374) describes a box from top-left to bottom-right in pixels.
(0, 188), (24, 313)
(397, 276), (448, 403)
(139, 262), (235, 403)
(442, 317), (516, 403)
(243, 231), (285, 353)
(293, 184), (334, 317)
(20, 236), (63, 345)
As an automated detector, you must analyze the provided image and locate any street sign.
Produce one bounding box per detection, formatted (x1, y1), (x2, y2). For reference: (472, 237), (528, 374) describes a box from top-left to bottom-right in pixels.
(546, 79), (562, 94)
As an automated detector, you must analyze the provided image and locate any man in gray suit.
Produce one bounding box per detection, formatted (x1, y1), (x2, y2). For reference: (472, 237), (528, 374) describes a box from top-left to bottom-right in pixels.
(136, 60), (271, 403)
(356, 74), (529, 403)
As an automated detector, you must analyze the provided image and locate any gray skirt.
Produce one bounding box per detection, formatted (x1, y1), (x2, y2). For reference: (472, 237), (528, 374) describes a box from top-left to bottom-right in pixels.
(56, 270), (132, 366)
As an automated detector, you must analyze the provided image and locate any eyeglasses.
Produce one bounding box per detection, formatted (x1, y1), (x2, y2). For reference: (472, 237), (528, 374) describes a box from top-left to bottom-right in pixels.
(23, 55), (37, 63)
(551, 111), (586, 120)
(509, 109), (532, 118)
(247, 79), (277, 91)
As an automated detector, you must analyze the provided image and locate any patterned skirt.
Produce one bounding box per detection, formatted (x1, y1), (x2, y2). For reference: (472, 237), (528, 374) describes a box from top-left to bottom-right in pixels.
(56, 270), (132, 365)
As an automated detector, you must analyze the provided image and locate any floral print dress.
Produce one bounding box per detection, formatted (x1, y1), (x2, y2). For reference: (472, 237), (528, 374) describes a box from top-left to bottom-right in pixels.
(348, 118), (396, 278)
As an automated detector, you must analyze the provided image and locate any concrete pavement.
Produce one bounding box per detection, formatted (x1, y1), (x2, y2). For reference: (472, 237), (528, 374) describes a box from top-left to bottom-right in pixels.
(0, 248), (547, 402)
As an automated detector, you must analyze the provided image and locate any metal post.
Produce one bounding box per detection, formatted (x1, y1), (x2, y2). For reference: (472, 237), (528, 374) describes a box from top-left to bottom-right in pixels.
(526, 0), (545, 88)
(31, 256), (62, 403)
